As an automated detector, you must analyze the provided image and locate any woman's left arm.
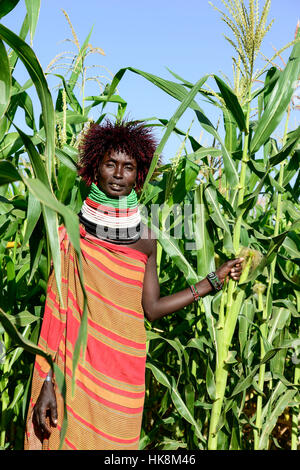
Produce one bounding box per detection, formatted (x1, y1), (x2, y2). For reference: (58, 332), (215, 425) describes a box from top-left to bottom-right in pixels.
(142, 239), (244, 322)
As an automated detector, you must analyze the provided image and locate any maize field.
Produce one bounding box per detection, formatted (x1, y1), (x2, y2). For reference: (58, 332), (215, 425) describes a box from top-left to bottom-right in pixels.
(0, 0), (299, 450)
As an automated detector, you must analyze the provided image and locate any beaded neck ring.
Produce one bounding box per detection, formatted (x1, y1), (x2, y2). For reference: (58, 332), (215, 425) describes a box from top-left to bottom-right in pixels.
(78, 183), (142, 244)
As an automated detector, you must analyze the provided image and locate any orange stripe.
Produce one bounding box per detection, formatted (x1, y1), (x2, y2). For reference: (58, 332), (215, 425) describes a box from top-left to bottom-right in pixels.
(81, 238), (145, 273)
(66, 405), (140, 444)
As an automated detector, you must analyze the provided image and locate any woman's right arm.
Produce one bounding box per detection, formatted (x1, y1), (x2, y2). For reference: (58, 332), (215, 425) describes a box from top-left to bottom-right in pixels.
(33, 370), (57, 437)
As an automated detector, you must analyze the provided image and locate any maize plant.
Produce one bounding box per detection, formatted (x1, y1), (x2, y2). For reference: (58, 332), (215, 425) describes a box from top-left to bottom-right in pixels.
(0, 0), (299, 450)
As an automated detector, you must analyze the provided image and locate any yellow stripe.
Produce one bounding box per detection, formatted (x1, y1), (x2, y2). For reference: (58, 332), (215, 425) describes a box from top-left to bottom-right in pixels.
(64, 353), (145, 409)
(82, 243), (145, 282)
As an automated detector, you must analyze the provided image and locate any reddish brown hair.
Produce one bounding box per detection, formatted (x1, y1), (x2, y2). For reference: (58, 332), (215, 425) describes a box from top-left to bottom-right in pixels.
(77, 120), (157, 192)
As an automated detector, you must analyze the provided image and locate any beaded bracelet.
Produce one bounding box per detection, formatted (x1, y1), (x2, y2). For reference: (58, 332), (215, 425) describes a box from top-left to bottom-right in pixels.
(189, 284), (201, 302)
(206, 272), (223, 292)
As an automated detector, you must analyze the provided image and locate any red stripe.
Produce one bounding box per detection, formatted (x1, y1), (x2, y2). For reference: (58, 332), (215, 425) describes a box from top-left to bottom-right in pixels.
(81, 238), (145, 273)
(63, 311), (146, 385)
(83, 285), (144, 319)
(47, 283), (143, 321)
(77, 362), (145, 399)
(57, 351), (144, 414)
(86, 198), (138, 214)
(39, 304), (66, 352)
(81, 249), (144, 287)
(66, 404), (140, 444)
(76, 378), (143, 413)
(88, 319), (145, 349)
(58, 344), (144, 399)
(64, 436), (77, 450)
(34, 360), (48, 379)
(57, 344), (144, 399)
(81, 231), (148, 265)
(47, 290), (67, 312)
(55, 423), (77, 450)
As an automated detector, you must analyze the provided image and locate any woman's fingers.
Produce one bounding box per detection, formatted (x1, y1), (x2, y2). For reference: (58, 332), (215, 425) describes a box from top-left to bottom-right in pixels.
(35, 406), (51, 436)
(229, 258), (244, 280)
(40, 408), (49, 435)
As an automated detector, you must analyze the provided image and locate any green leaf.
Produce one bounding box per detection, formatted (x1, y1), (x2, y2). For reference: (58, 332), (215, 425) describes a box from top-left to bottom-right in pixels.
(269, 126), (300, 167)
(0, 39), (11, 120)
(214, 75), (247, 132)
(0, 307), (68, 450)
(0, 0), (20, 19)
(194, 184), (215, 278)
(146, 361), (171, 389)
(107, 67), (239, 188)
(0, 160), (21, 185)
(0, 23), (55, 179)
(204, 184), (233, 253)
(55, 146), (78, 172)
(6, 310), (39, 327)
(169, 376), (206, 443)
(52, 74), (82, 114)
(8, 383), (24, 410)
(268, 307), (291, 345)
(140, 74), (210, 200)
(23, 190), (41, 246)
(143, 219), (199, 285)
(258, 389), (297, 450)
(8, 15), (29, 72)
(14, 124), (50, 186)
(250, 38), (300, 154)
(56, 109), (88, 126)
(0, 307), (52, 362)
(85, 94), (127, 107)
(223, 106), (238, 153)
(0, 131), (24, 158)
(25, 0), (41, 45)
(206, 361), (216, 401)
(68, 26), (93, 91)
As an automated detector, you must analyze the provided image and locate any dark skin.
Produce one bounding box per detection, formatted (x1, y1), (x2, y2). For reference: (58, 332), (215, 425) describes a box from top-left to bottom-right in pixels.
(33, 150), (244, 437)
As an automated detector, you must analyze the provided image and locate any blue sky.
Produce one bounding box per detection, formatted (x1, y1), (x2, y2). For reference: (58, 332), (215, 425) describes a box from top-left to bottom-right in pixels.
(2, 0), (300, 162)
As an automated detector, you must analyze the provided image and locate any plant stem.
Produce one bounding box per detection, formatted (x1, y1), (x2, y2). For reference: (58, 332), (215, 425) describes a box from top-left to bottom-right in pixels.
(291, 329), (300, 450)
(208, 84), (252, 450)
(254, 107), (290, 449)
(233, 89), (251, 253)
(253, 288), (266, 449)
(291, 291), (300, 450)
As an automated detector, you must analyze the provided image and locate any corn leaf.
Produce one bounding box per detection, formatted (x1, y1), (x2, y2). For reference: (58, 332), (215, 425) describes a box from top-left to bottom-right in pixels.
(24, 0), (40, 45)
(250, 36), (300, 154)
(0, 0), (20, 19)
(0, 39), (11, 121)
(0, 23), (55, 179)
(23, 190), (41, 245)
(214, 75), (247, 133)
(0, 160), (22, 185)
(258, 389), (297, 450)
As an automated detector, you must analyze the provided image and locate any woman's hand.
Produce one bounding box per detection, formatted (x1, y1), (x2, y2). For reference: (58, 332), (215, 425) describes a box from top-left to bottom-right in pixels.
(216, 258), (244, 285)
(32, 380), (57, 438)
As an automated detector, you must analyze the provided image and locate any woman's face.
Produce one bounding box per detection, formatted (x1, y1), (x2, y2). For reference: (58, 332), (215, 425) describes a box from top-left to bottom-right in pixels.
(97, 150), (137, 198)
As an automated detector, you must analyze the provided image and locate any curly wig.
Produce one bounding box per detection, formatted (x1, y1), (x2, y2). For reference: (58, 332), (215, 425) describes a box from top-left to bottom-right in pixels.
(77, 120), (158, 192)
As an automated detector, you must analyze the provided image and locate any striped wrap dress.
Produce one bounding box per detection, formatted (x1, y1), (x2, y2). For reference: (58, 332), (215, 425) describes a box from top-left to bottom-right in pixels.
(24, 224), (148, 450)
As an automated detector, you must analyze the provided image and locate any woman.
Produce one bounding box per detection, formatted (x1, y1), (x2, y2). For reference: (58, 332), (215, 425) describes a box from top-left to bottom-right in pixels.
(24, 120), (243, 450)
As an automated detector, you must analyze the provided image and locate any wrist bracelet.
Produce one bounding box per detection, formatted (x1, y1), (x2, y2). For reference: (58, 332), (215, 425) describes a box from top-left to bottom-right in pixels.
(206, 272), (223, 292)
(189, 284), (200, 302)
